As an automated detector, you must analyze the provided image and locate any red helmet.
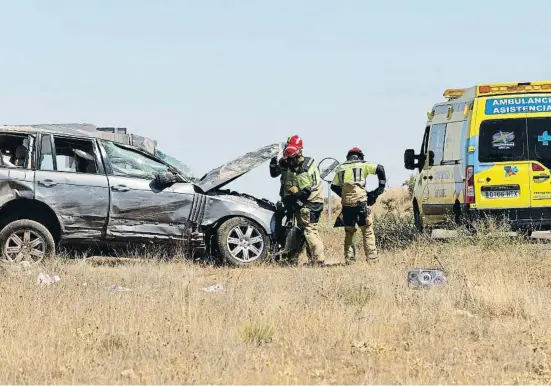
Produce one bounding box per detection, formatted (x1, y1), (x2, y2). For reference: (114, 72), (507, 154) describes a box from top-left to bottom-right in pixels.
(347, 146), (364, 160)
(283, 135), (303, 158)
(283, 145), (301, 158)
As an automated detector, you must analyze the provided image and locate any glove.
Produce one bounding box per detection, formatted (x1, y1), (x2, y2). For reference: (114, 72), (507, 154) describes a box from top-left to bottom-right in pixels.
(367, 190), (378, 206)
(334, 211), (344, 228)
(270, 156), (278, 167)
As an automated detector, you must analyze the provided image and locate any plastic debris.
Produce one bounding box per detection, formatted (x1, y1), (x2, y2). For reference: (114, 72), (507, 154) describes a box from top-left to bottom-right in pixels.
(121, 369), (138, 380)
(407, 268), (447, 288)
(108, 284), (132, 292)
(20, 261), (32, 269)
(37, 273), (61, 286)
(202, 284), (224, 292)
(453, 309), (474, 318)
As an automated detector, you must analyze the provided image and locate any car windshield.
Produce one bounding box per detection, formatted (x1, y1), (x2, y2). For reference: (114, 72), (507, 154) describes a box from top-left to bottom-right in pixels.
(154, 149), (198, 181)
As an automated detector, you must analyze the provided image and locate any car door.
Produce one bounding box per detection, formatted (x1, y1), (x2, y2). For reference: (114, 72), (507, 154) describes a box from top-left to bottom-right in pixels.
(526, 116), (551, 210)
(98, 140), (195, 240)
(0, 131), (36, 202)
(35, 133), (110, 239)
(474, 115), (531, 210)
(420, 123), (450, 224)
(435, 120), (468, 212)
(414, 126), (431, 206)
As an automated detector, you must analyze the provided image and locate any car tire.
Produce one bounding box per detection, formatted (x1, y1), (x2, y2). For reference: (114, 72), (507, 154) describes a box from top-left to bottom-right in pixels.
(216, 217), (269, 267)
(0, 219), (56, 264)
(413, 202), (424, 232)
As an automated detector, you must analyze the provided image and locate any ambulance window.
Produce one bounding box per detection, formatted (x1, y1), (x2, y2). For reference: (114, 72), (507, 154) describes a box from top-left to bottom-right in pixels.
(443, 121), (464, 162)
(527, 117), (551, 169)
(420, 126), (430, 155)
(478, 118), (526, 162)
(428, 123), (446, 165)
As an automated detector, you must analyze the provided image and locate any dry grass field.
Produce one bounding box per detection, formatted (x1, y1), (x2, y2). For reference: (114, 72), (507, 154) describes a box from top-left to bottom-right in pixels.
(2, 186), (551, 384)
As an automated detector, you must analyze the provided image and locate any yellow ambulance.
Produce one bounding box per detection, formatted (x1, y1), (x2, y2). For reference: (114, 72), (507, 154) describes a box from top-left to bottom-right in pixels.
(404, 81), (551, 232)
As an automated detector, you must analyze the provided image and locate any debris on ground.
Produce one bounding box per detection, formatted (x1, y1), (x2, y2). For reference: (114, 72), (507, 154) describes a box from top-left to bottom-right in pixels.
(202, 284), (224, 292)
(20, 261), (32, 270)
(120, 369), (138, 380)
(407, 268), (447, 288)
(37, 272), (61, 286)
(108, 284), (132, 292)
(453, 309), (475, 318)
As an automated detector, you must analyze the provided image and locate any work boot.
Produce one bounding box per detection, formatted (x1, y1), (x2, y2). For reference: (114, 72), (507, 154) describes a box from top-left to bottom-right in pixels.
(366, 251), (378, 261)
(344, 228), (357, 264)
(344, 243), (356, 263)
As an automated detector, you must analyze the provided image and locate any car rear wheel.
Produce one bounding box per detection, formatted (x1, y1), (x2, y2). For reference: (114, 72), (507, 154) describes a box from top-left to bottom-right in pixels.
(0, 219), (56, 264)
(216, 217), (269, 267)
(413, 202), (424, 232)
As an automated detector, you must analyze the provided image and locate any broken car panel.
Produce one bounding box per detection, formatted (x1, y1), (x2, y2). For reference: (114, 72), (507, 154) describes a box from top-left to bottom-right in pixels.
(100, 140), (196, 239)
(195, 143), (282, 193)
(35, 133), (110, 239)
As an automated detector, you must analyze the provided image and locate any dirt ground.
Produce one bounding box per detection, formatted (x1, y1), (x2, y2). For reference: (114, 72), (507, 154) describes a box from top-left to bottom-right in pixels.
(1, 234), (551, 384)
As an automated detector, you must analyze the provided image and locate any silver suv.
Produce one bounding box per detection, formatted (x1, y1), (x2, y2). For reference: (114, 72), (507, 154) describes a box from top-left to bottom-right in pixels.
(0, 124), (281, 266)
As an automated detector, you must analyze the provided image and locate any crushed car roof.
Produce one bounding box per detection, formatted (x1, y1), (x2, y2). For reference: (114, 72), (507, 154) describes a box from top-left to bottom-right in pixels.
(0, 123), (112, 137)
(0, 123), (158, 154)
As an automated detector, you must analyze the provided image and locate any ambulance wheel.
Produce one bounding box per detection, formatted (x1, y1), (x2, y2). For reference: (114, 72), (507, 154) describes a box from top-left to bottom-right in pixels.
(216, 217), (269, 267)
(413, 202), (423, 232)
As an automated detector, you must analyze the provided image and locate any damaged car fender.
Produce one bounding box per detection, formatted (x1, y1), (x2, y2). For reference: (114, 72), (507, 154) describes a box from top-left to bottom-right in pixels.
(201, 193), (275, 235)
(199, 191), (277, 266)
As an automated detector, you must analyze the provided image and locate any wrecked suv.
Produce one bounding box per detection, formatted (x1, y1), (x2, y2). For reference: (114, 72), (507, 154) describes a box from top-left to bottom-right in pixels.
(0, 124), (282, 266)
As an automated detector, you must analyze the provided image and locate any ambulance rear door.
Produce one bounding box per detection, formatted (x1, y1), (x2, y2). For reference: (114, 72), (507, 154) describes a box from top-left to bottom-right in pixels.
(474, 109), (531, 210)
(527, 115), (551, 213)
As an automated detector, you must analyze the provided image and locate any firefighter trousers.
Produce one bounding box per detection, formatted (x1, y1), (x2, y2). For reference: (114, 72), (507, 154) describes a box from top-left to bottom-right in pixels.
(342, 201), (377, 262)
(296, 206), (325, 264)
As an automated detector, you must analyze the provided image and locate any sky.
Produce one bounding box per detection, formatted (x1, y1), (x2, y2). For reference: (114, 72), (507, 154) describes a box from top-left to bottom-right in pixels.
(1, 0), (551, 202)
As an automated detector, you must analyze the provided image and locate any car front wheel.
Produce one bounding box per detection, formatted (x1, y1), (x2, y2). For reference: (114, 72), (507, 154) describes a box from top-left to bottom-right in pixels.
(216, 217), (269, 267)
(0, 219), (56, 264)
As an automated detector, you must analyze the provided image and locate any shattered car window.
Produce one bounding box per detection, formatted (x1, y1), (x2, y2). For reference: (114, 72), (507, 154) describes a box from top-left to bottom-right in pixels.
(155, 149), (197, 181)
(102, 140), (170, 180)
(0, 133), (31, 169)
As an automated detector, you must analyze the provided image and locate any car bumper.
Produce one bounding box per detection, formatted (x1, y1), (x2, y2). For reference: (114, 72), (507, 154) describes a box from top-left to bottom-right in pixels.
(463, 205), (551, 230)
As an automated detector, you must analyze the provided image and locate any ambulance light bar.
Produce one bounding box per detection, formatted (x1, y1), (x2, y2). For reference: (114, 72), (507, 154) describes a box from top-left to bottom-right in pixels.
(443, 88), (467, 100)
(478, 82), (551, 95)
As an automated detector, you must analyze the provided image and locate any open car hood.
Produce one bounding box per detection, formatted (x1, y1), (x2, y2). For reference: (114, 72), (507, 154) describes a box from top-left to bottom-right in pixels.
(196, 142), (283, 192)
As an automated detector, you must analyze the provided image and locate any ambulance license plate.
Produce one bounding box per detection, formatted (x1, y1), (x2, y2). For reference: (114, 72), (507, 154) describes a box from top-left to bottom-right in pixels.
(484, 190), (519, 199)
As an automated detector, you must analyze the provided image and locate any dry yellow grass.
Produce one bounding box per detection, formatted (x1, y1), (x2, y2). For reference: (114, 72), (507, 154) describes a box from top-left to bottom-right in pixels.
(1, 187), (551, 384)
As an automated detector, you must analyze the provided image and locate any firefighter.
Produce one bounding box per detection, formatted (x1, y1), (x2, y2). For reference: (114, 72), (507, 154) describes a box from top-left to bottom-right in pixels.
(269, 135), (296, 199)
(269, 135), (297, 243)
(330, 147), (386, 263)
(270, 135), (327, 265)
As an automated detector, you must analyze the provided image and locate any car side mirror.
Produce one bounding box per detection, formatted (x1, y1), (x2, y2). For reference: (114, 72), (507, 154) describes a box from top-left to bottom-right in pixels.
(428, 150), (435, 167)
(154, 171), (177, 187)
(404, 149), (428, 172)
(404, 149), (416, 170)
